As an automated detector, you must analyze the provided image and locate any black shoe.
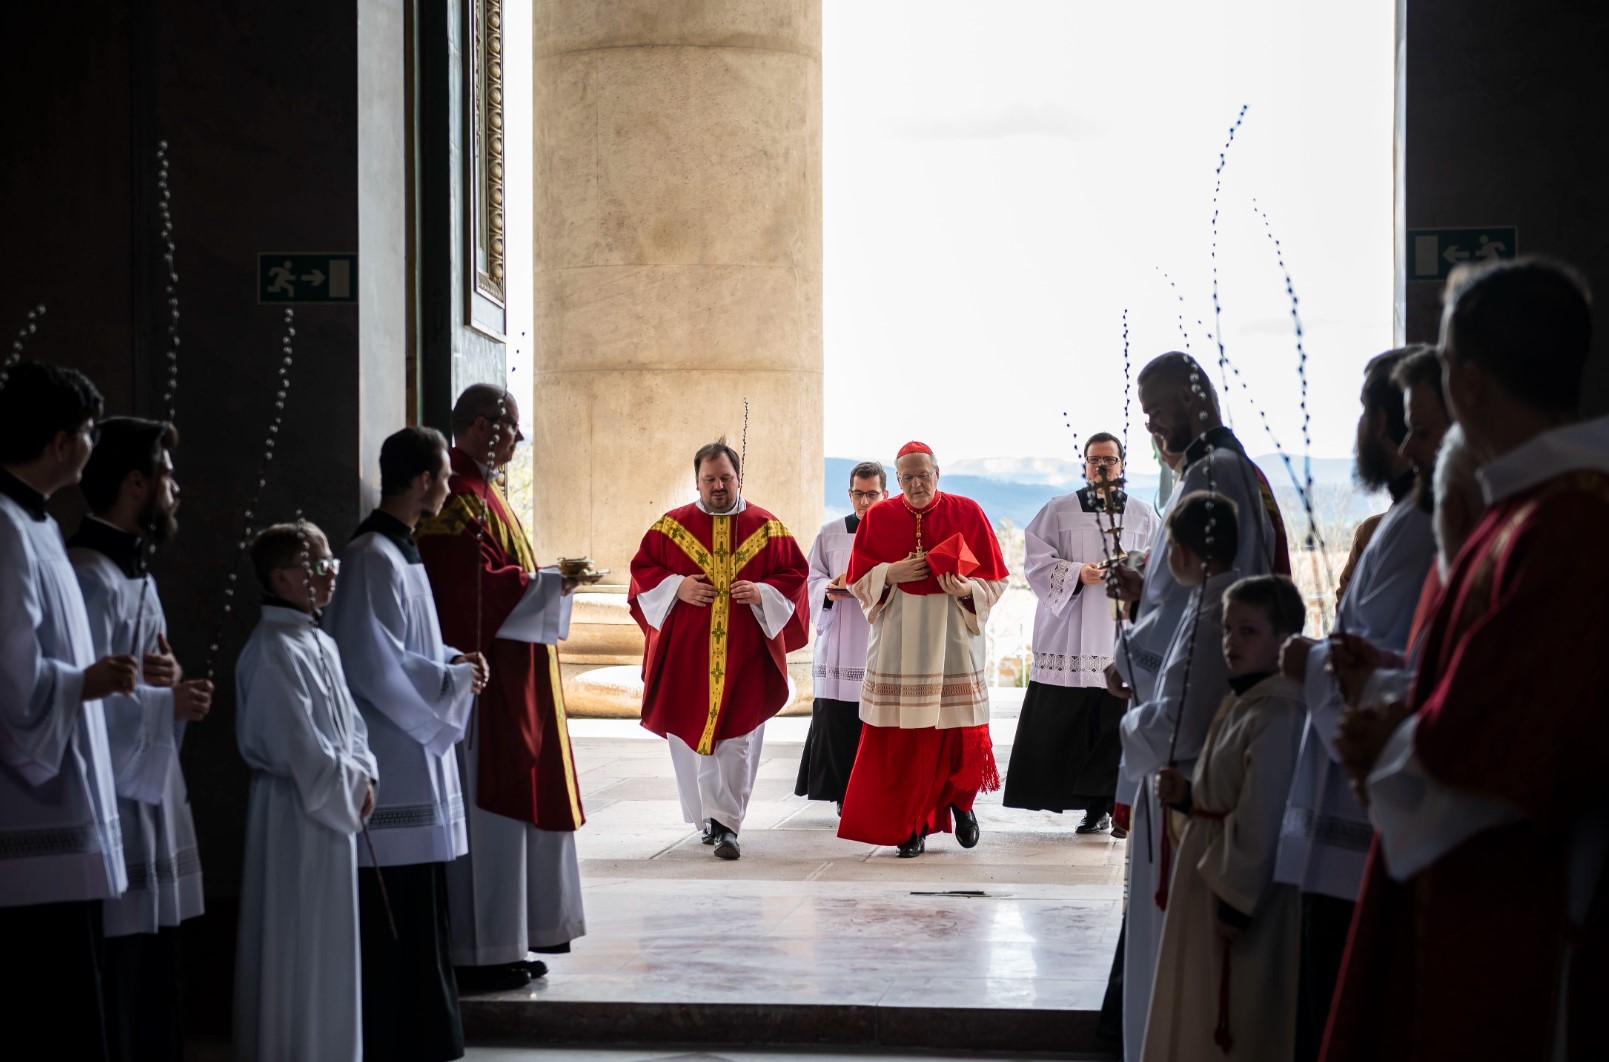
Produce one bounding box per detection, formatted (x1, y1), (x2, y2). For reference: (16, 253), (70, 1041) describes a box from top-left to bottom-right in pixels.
(834, 800), (843, 818)
(1076, 812), (1113, 835)
(700, 819), (716, 845)
(953, 806), (980, 849)
(1111, 825), (1129, 840)
(454, 963), (531, 993)
(713, 830), (741, 860)
(517, 958), (549, 979)
(896, 831), (926, 858)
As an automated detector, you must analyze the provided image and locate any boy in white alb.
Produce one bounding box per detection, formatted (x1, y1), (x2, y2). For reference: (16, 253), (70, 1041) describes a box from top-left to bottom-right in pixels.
(1144, 575), (1307, 1062)
(234, 522), (377, 1062)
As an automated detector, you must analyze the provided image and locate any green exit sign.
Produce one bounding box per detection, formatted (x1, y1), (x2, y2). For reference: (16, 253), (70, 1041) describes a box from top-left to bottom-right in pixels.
(1406, 227), (1517, 282)
(258, 253), (358, 303)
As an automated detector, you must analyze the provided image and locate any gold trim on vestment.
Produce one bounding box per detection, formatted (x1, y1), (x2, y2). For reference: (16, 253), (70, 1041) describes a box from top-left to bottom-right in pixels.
(546, 645), (583, 825)
(648, 514), (792, 754)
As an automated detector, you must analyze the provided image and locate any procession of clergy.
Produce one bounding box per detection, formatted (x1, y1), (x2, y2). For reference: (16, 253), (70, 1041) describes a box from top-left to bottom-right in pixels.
(3, 253), (1606, 1061)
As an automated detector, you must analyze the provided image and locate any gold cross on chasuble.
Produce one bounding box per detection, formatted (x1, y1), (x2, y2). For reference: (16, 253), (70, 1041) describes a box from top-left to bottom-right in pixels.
(648, 512), (790, 753)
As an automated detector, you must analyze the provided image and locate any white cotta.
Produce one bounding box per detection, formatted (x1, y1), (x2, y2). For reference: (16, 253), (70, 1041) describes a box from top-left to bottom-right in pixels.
(69, 548), (203, 935)
(233, 605), (376, 1062)
(1275, 495), (1434, 902)
(1142, 676), (1305, 1062)
(851, 563), (1005, 730)
(1024, 491), (1161, 688)
(324, 530), (474, 866)
(0, 496), (125, 907)
(807, 517), (871, 701)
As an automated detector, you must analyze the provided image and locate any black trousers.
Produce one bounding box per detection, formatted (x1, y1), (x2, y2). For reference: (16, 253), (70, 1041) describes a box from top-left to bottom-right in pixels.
(360, 862), (465, 1062)
(0, 899), (109, 1060)
(1295, 892), (1356, 1062)
(104, 925), (185, 1061)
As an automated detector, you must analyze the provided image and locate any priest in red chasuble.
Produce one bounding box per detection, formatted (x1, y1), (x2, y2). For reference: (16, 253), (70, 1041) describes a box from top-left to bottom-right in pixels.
(837, 441), (1008, 857)
(415, 384), (585, 990)
(1323, 258), (1609, 1062)
(628, 440), (809, 861)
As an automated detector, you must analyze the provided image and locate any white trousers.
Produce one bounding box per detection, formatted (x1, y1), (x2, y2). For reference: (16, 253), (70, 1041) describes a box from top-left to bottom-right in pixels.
(668, 725), (765, 833)
(446, 742), (587, 965)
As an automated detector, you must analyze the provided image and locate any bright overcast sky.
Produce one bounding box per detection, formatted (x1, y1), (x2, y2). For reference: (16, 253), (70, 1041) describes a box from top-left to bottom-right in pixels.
(508, 2), (1396, 477)
(822, 1), (1396, 472)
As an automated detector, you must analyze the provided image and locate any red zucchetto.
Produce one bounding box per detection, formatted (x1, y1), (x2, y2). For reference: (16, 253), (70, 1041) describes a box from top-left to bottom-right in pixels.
(896, 440), (934, 458)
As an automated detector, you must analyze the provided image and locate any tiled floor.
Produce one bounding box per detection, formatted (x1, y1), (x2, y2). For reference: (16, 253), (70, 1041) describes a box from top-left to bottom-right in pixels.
(470, 691), (1128, 1017)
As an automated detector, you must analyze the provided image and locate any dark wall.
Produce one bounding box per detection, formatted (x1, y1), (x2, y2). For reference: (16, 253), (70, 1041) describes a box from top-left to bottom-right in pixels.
(1398, 0), (1609, 413)
(4, 1), (364, 1035)
(3, 1), (501, 1036)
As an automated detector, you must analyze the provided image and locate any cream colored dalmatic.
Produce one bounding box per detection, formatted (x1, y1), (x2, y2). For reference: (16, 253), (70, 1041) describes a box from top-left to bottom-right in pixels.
(850, 564), (1006, 729)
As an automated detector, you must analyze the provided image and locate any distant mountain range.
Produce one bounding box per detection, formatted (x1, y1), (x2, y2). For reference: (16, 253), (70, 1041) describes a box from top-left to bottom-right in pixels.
(825, 453), (1374, 529)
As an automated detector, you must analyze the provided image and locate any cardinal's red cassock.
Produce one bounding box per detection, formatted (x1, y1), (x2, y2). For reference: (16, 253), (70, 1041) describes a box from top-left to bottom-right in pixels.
(836, 483), (1009, 847)
(415, 448), (582, 831)
(1323, 418), (1609, 1062)
(628, 500), (809, 754)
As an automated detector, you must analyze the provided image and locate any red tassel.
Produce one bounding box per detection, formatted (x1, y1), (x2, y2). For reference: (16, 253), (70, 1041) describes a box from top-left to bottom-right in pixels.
(979, 738), (1001, 793)
(1214, 945), (1234, 1053)
(963, 725), (1002, 793)
(1154, 820), (1173, 910)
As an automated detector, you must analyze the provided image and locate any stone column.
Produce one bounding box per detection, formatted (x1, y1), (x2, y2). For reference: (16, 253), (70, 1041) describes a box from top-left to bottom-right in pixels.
(530, 1), (823, 713)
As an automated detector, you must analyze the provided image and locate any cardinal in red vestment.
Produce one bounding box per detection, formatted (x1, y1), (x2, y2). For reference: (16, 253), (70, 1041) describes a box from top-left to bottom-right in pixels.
(837, 441), (1009, 857)
(1323, 259), (1609, 1062)
(628, 441), (809, 860)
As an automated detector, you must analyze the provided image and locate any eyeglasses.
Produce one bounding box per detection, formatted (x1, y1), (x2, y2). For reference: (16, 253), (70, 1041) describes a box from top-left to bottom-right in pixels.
(1085, 455), (1122, 467)
(280, 557), (340, 577)
(897, 472), (934, 485)
(848, 490), (884, 502)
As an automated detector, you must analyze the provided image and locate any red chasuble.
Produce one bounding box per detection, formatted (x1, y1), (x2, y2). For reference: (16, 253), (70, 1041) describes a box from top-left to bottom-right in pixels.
(845, 492), (1009, 594)
(628, 502), (809, 754)
(1323, 470), (1609, 1062)
(414, 448), (584, 831)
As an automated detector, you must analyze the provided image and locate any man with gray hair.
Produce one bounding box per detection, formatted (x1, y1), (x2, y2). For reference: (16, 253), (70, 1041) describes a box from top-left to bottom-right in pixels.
(794, 460), (886, 813)
(416, 384), (586, 991)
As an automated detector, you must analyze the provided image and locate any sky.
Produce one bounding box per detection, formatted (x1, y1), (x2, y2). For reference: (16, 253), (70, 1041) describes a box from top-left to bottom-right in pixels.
(821, 1), (1396, 475)
(509, 2), (1396, 480)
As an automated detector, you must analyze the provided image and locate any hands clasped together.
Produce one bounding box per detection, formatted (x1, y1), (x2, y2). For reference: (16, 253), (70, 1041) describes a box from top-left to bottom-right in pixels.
(675, 574), (763, 607)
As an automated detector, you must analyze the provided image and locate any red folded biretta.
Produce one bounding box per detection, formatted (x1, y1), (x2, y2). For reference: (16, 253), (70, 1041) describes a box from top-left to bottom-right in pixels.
(923, 533), (979, 578)
(897, 440), (934, 458)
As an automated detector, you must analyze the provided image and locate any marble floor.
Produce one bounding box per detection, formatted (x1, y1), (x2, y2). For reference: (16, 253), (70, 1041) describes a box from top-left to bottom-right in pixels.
(463, 690), (1127, 1053)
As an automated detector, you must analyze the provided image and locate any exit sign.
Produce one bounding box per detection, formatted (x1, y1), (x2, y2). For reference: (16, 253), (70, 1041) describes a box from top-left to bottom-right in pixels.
(258, 253), (358, 303)
(1406, 227), (1518, 282)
